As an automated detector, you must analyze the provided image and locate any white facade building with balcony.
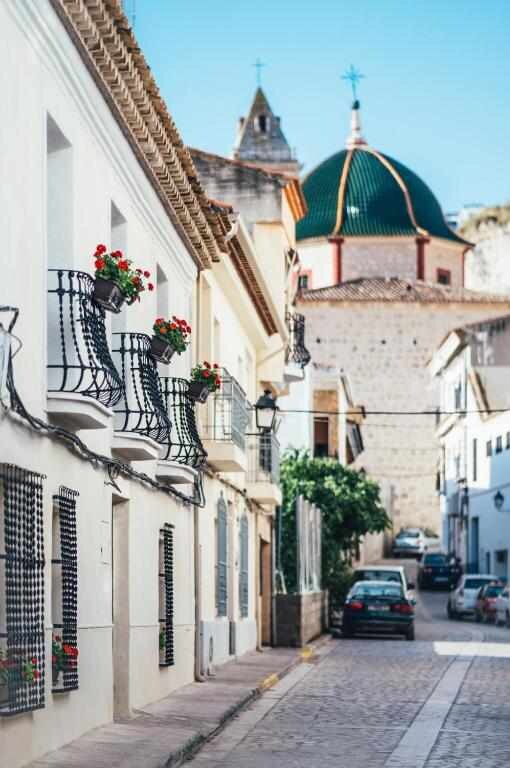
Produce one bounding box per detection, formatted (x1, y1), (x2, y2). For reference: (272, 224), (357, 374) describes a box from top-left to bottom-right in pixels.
(431, 316), (510, 580)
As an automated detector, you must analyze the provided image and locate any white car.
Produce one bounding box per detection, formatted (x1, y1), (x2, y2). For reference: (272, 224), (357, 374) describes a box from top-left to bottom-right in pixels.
(392, 528), (427, 559)
(447, 574), (499, 619)
(351, 565), (415, 598)
(495, 585), (510, 627)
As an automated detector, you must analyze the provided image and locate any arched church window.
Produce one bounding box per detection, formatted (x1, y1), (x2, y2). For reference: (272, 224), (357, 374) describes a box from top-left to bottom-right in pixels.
(255, 114), (269, 133)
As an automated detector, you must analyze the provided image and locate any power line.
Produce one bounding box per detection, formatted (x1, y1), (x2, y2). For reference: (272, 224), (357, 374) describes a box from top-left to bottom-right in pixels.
(279, 407), (506, 417)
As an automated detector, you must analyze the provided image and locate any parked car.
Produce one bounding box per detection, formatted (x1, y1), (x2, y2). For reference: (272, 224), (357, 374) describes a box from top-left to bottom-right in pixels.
(474, 583), (504, 623)
(495, 585), (510, 627)
(342, 580), (415, 640)
(447, 574), (499, 619)
(352, 564), (415, 597)
(418, 552), (458, 590)
(392, 528), (427, 559)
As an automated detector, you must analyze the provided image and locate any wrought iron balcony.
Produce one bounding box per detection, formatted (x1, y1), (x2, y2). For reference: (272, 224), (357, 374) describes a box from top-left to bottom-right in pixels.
(246, 431), (282, 506)
(112, 333), (171, 460)
(160, 377), (207, 469)
(285, 312), (311, 369)
(47, 270), (123, 429)
(200, 369), (249, 472)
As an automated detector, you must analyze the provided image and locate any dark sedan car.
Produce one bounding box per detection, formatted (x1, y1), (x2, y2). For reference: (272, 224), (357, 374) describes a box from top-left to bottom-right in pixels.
(418, 553), (458, 589)
(342, 580), (415, 640)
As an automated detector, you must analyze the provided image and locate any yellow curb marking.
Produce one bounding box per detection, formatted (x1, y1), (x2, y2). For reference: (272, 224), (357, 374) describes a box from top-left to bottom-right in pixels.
(259, 673), (279, 690)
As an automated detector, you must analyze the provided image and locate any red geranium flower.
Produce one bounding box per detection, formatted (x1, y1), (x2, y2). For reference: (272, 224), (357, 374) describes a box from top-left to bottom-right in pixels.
(31, 658), (37, 665)
(204, 361), (211, 368)
(113, 250), (122, 258)
(119, 260), (129, 271)
(143, 271), (150, 278)
(203, 370), (210, 377)
(95, 259), (105, 270)
(213, 363), (219, 368)
(170, 323), (177, 329)
(96, 244), (107, 255)
(34, 670), (41, 680)
(148, 283), (154, 291)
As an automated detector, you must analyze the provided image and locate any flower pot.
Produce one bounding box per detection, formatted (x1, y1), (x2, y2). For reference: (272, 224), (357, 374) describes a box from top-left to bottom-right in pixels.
(93, 278), (125, 313)
(150, 335), (176, 365)
(188, 380), (211, 403)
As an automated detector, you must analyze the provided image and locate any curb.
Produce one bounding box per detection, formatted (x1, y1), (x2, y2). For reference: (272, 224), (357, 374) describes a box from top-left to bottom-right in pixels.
(169, 636), (331, 767)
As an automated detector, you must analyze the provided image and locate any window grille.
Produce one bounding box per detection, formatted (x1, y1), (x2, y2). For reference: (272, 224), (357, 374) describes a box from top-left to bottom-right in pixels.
(52, 487), (79, 693)
(159, 525), (174, 667)
(285, 312), (311, 368)
(239, 515), (249, 618)
(216, 495), (228, 617)
(0, 465), (45, 716)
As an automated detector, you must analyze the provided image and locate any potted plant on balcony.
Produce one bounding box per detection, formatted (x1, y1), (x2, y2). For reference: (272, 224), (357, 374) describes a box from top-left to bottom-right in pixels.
(93, 244), (154, 312)
(151, 316), (191, 364)
(0, 649), (40, 708)
(52, 634), (78, 689)
(188, 361), (221, 403)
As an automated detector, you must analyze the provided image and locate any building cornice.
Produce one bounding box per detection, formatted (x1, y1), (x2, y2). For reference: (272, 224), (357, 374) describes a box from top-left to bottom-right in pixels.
(49, 0), (225, 269)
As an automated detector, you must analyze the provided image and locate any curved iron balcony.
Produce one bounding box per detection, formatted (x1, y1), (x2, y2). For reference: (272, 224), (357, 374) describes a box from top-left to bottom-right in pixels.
(47, 270), (123, 407)
(160, 377), (207, 468)
(203, 368), (249, 451)
(112, 333), (171, 444)
(285, 312), (311, 368)
(247, 431), (280, 485)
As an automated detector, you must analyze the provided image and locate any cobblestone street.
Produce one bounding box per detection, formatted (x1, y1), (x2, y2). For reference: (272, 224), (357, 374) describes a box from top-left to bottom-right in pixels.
(188, 566), (510, 768)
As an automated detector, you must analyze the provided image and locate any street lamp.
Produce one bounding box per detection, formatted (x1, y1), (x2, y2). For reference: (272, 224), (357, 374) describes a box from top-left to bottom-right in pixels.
(255, 389), (278, 432)
(494, 491), (505, 510)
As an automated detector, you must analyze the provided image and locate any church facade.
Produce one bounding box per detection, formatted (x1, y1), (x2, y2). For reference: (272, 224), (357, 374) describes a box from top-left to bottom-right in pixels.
(277, 100), (510, 555)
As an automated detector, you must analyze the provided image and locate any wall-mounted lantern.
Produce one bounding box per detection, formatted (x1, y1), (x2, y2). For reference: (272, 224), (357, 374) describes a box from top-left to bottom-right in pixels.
(494, 490), (505, 510)
(255, 389), (278, 432)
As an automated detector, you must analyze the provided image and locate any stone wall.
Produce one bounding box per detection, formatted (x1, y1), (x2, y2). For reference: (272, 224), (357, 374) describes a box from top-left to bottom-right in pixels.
(275, 591), (329, 647)
(342, 240), (417, 282)
(301, 299), (510, 539)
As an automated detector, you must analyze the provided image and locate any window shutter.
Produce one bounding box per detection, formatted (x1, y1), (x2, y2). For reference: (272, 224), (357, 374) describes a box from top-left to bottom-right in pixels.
(216, 495), (228, 617)
(239, 515), (249, 618)
(159, 525), (175, 666)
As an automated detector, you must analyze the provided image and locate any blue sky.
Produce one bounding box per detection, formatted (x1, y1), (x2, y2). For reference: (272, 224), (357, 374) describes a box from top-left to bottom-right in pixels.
(130, 0), (510, 212)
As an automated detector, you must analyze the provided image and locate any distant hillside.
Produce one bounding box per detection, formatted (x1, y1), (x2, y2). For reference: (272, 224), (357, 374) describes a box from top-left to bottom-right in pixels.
(462, 204), (510, 294)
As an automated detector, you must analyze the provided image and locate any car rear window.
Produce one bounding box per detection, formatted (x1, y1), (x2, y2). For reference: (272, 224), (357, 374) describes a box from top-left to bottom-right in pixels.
(398, 531), (420, 538)
(353, 571), (403, 584)
(353, 584), (403, 599)
(484, 586), (503, 597)
(465, 578), (494, 590)
(424, 554), (448, 565)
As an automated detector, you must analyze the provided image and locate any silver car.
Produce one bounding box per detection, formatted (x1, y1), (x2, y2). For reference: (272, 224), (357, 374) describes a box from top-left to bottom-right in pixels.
(447, 574), (499, 619)
(392, 528), (426, 559)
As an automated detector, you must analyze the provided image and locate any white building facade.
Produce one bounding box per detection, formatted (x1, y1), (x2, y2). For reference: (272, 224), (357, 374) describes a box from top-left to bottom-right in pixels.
(431, 316), (510, 580)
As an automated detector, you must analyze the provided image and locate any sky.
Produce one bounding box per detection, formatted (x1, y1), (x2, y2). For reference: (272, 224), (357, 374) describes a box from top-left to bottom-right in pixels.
(128, 0), (510, 213)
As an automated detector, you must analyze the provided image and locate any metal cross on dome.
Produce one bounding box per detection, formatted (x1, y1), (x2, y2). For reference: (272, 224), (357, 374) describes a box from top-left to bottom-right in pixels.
(342, 65), (365, 101)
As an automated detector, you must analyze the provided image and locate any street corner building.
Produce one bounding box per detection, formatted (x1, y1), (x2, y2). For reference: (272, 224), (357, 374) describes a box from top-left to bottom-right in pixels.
(0, 2), (307, 766)
(278, 97), (510, 560)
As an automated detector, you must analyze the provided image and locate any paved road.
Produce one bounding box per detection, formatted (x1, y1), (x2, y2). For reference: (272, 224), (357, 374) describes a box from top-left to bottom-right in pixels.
(189, 561), (510, 767)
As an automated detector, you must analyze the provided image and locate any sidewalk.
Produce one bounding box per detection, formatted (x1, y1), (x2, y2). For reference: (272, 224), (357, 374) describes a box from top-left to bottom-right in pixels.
(28, 643), (325, 768)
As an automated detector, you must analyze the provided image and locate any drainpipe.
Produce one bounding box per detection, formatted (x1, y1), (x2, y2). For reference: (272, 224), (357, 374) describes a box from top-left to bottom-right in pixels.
(193, 274), (206, 682)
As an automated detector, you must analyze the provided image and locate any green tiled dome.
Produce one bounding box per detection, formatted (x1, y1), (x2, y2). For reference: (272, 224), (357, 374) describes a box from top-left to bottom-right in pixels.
(296, 146), (468, 245)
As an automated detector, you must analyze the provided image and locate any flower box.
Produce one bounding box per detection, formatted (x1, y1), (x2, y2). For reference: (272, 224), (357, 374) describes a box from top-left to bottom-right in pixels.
(188, 380), (211, 403)
(150, 335), (177, 365)
(93, 277), (125, 313)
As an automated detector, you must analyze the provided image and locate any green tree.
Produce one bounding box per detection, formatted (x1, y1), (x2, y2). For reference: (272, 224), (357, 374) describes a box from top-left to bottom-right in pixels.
(279, 450), (390, 605)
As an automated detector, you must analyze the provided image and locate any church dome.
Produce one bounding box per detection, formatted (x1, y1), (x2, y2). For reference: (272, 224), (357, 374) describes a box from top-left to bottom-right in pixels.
(297, 105), (468, 245)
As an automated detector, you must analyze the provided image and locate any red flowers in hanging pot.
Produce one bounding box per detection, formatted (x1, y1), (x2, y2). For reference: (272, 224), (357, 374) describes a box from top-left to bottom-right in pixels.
(150, 316), (191, 364)
(92, 244), (152, 313)
(188, 361), (221, 403)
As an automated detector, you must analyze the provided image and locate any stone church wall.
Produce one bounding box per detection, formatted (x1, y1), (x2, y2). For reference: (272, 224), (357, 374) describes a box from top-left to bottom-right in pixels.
(424, 242), (463, 287)
(300, 299), (510, 539)
(342, 240), (417, 282)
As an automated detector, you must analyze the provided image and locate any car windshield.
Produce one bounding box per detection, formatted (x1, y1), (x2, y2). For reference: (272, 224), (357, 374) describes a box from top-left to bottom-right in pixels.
(398, 531), (420, 538)
(424, 554), (448, 565)
(353, 571), (403, 584)
(484, 586), (503, 597)
(353, 584), (403, 599)
(465, 578), (494, 590)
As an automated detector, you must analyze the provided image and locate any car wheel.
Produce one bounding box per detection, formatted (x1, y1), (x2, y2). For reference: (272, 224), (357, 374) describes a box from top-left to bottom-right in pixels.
(506, 612), (510, 629)
(405, 626), (415, 641)
(475, 611), (482, 623)
(447, 603), (455, 619)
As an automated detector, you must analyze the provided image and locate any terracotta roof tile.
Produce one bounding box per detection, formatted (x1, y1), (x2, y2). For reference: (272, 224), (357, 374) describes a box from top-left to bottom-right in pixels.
(299, 278), (510, 304)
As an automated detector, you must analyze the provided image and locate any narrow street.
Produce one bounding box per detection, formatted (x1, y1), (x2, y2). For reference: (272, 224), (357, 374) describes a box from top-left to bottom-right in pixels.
(189, 562), (510, 768)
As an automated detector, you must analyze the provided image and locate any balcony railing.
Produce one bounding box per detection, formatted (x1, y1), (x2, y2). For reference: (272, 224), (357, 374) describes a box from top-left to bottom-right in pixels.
(47, 270), (123, 407)
(112, 333), (171, 444)
(247, 432), (280, 486)
(202, 368), (249, 451)
(285, 312), (311, 368)
(160, 377), (207, 469)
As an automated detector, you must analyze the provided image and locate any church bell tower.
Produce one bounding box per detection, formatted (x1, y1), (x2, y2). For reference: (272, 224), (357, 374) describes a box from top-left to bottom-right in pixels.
(232, 87), (299, 174)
